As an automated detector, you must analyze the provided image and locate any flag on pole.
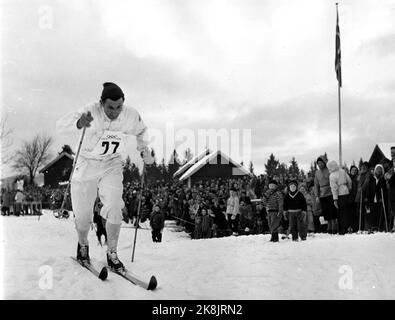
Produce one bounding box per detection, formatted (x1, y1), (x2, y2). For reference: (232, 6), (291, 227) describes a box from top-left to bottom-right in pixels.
(335, 5), (342, 87)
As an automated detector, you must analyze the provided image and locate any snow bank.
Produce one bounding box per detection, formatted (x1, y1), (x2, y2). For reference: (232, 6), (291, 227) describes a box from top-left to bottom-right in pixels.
(1, 210), (395, 299)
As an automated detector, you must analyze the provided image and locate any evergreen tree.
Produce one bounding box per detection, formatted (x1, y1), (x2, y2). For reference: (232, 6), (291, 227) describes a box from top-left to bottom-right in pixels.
(265, 153), (279, 177)
(130, 163), (140, 181)
(159, 158), (169, 181)
(277, 162), (288, 183)
(249, 161), (254, 175)
(288, 157), (300, 178)
(168, 149), (181, 180)
(358, 157), (364, 169)
(60, 145), (74, 155)
(183, 148), (193, 164)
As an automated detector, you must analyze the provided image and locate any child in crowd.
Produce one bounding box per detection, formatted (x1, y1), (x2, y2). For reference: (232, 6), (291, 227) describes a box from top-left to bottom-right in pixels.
(150, 205), (165, 242)
(93, 197), (107, 246)
(201, 208), (214, 239)
(193, 209), (203, 239)
(262, 180), (283, 242)
(283, 180), (307, 241)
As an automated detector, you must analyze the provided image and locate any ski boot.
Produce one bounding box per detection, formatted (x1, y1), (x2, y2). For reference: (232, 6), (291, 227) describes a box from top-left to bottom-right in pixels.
(107, 250), (125, 273)
(77, 243), (90, 264)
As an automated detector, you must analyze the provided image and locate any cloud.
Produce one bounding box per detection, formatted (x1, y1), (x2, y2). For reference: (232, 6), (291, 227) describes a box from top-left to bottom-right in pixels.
(358, 34), (395, 57)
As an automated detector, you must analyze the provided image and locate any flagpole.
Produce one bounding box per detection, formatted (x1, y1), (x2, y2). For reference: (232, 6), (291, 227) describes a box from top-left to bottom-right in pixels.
(336, 3), (342, 167)
(338, 79), (342, 167)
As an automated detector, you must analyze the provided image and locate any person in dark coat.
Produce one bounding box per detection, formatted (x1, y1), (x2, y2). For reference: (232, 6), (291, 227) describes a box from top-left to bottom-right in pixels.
(385, 146), (395, 232)
(355, 162), (372, 231)
(349, 165), (359, 231)
(201, 208), (213, 239)
(314, 154), (338, 234)
(366, 164), (389, 232)
(211, 201), (228, 237)
(283, 180), (307, 241)
(93, 197), (107, 245)
(150, 204), (165, 242)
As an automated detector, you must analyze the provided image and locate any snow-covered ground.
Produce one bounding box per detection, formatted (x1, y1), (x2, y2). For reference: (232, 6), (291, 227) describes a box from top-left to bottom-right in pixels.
(1, 210), (395, 300)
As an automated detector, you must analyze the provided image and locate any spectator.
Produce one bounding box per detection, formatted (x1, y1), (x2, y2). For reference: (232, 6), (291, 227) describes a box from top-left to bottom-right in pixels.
(211, 200), (229, 237)
(314, 155), (338, 234)
(384, 146), (395, 232)
(327, 160), (352, 235)
(366, 164), (389, 232)
(355, 161), (372, 231)
(14, 190), (26, 216)
(283, 180), (307, 241)
(310, 185), (322, 233)
(201, 208), (213, 239)
(299, 183), (314, 233)
(1, 189), (12, 216)
(193, 210), (203, 239)
(349, 165), (359, 231)
(262, 179), (283, 242)
(226, 188), (240, 236)
(93, 197), (107, 246)
(150, 204), (165, 242)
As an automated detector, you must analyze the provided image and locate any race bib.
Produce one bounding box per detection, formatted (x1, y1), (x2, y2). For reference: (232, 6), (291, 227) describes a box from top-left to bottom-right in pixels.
(91, 130), (125, 158)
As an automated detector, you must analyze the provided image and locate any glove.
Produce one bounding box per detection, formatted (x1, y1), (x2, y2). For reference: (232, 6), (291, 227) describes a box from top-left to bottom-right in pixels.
(333, 200), (339, 209)
(140, 147), (155, 165)
(231, 215), (236, 220)
(283, 212), (288, 221)
(77, 111), (93, 128)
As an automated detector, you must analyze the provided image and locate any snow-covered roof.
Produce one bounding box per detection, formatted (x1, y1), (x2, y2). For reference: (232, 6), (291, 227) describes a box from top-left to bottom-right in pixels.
(39, 152), (74, 173)
(173, 149), (212, 178)
(179, 150), (251, 181)
(377, 143), (395, 160)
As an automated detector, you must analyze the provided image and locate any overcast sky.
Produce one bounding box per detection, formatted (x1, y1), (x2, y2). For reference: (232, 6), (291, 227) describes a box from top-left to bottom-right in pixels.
(1, 0), (395, 177)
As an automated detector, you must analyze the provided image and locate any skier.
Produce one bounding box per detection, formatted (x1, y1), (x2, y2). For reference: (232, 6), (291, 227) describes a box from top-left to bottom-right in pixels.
(56, 82), (154, 272)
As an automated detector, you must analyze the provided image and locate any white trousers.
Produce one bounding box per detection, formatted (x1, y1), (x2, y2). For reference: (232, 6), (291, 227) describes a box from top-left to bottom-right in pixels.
(71, 156), (124, 232)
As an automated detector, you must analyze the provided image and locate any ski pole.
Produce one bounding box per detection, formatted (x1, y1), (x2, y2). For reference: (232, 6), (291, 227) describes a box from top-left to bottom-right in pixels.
(131, 163), (145, 262)
(380, 187), (389, 232)
(170, 214), (198, 226)
(58, 126), (87, 218)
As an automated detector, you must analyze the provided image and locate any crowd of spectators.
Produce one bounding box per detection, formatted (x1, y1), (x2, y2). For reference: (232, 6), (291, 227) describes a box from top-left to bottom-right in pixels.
(2, 147), (395, 243)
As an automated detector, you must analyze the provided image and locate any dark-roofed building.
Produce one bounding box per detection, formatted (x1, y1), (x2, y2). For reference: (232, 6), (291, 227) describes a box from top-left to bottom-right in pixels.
(39, 152), (74, 188)
(368, 143), (395, 167)
(174, 149), (252, 187)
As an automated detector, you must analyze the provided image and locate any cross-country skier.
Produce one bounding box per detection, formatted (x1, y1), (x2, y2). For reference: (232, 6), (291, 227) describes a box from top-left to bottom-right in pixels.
(56, 82), (154, 272)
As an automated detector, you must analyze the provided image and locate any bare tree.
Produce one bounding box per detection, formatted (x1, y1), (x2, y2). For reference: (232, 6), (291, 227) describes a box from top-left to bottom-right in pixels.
(13, 134), (53, 185)
(0, 114), (14, 164)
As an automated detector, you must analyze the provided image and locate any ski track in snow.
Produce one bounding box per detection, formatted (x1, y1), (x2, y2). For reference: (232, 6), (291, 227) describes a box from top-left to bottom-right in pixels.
(1, 210), (395, 299)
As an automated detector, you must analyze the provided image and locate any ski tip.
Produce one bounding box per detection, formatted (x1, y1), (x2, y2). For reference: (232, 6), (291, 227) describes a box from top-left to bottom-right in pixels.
(147, 275), (157, 290)
(99, 267), (108, 281)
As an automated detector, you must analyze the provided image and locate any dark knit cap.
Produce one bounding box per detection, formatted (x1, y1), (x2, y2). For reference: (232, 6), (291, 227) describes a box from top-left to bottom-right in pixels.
(287, 179), (298, 187)
(101, 82), (124, 102)
(269, 179), (278, 186)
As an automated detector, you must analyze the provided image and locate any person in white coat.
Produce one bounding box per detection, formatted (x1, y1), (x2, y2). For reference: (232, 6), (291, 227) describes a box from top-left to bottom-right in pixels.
(56, 82), (154, 271)
(327, 160), (352, 234)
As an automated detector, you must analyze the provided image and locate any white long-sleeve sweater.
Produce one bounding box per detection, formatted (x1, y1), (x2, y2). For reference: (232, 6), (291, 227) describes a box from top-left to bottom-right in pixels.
(327, 160), (352, 200)
(56, 102), (149, 161)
